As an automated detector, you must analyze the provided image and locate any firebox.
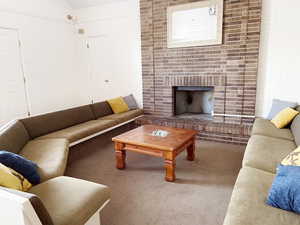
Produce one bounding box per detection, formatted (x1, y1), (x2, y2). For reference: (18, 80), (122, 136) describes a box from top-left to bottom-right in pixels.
(173, 86), (214, 120)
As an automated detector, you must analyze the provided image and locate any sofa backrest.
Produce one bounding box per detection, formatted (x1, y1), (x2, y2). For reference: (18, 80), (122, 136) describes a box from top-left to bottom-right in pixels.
(291, 114), (300, 146)
(21, 105), (95, 139)
(0, 187), (54, 225)
(0, 121), (30, 154)
(90, 101), (113, 119)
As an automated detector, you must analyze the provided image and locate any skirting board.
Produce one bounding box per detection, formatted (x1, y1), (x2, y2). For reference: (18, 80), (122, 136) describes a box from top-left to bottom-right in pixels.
(69, 116), (143, 147)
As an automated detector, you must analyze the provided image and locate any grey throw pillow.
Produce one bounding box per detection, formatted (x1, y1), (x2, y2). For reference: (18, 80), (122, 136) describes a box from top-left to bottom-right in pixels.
(124, 94), (138, 110)
(267, 99), (298, 120)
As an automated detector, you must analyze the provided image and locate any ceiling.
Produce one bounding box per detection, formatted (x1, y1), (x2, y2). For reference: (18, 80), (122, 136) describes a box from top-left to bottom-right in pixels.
(66, 0), (121, 9)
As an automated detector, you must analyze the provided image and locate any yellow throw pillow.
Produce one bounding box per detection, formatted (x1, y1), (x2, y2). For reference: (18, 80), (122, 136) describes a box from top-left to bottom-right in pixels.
(0, 163), (32, 191)
(271, 107), (299, 129)
(107, 97), (129, 114)
(282, 146), (300, 166)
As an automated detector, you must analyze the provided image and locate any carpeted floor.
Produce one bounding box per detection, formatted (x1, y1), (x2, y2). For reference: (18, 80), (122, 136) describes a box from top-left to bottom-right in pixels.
(66, 125), (245, 225)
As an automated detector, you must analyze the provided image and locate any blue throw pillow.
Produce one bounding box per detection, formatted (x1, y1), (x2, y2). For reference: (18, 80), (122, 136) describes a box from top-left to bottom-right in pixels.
(266, 165), (300, 213)
(0, 150), (40, 185)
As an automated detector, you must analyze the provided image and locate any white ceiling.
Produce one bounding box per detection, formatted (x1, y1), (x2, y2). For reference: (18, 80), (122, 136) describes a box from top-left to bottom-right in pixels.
(66, 0), (123, 9)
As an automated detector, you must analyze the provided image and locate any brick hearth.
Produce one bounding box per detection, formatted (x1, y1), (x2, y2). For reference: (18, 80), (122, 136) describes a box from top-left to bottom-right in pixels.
(139, 0), (262, 144)
(136, 116), (252, 144)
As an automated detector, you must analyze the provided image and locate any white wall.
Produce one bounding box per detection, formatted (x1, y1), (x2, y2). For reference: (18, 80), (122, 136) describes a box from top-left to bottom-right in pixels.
(256, 0), (300, 117)
(73, 0), (143, 107)
(0, 0), (90, 116)
(71, 0), (300, 117)
(0, 0), (142, 127)
(2, 0), (298, 120)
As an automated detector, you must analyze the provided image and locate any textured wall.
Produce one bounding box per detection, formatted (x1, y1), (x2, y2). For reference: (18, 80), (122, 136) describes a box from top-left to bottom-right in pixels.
(140, 0), (261, 121)
(139, 0), (261, 144)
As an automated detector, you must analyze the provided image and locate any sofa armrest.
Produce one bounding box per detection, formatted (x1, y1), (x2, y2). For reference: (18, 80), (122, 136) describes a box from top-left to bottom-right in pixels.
(0, 187), (54, 225)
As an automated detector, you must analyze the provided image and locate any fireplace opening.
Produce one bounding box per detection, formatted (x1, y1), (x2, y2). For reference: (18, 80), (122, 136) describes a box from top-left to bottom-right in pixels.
(173, 86), (214, 120)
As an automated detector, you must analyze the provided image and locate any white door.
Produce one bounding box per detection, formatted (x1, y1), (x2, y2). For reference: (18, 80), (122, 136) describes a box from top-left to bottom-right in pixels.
(0, 28), (28, 127)
(87, 23), (133, 103)
(88, 35), (115, 102)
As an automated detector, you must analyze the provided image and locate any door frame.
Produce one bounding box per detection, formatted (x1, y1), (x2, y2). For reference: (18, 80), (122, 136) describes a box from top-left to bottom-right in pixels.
(0, 26), (31, 118)
(86, 34), (109, 104)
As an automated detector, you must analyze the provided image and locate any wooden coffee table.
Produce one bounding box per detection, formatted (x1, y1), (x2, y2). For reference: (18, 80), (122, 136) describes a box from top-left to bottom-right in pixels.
(112, 125), (197, 182)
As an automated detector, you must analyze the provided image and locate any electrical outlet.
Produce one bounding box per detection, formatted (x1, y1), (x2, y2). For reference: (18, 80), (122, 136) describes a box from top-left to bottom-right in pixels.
(67, 15), (73, 20)
(78, 29), (85, 34)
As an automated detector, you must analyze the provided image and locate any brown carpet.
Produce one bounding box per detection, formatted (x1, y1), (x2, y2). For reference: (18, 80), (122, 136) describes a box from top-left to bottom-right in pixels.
(66, 125), (245, 225)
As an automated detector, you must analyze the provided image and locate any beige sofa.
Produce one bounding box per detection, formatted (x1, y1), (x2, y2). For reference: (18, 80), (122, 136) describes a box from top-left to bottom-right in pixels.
(0, 100), (143, 225)
(223, 109), (300, 225)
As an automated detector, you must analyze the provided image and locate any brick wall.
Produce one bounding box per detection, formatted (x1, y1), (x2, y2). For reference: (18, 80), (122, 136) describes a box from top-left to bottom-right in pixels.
(139, 0), (262, 144)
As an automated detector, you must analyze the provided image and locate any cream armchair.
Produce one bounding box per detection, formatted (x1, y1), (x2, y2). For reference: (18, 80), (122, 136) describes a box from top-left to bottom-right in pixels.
(0, 176), (110, 225)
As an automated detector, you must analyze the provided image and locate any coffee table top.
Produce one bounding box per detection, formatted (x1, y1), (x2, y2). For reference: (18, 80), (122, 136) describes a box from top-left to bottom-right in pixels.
(112, 125), (197, 151)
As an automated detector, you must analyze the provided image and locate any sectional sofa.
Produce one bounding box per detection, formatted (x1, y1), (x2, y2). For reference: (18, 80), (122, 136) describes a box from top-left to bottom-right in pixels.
(223, 107), (300, 225)
(0, 100), (143, 225)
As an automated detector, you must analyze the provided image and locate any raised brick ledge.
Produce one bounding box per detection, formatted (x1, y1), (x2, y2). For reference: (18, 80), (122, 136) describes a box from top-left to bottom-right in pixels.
(135, 115), (252, 145)
(165, 75), (226, 87)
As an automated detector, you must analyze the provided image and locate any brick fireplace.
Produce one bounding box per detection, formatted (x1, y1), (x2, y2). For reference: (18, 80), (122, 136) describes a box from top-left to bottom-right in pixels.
(137, 0), (262, 144)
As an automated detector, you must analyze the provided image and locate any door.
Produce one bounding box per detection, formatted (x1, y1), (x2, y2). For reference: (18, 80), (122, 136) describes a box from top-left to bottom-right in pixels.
(88, 35), (115, 102)
(0, 28), (28, 127)
(87, 26), (132, 102)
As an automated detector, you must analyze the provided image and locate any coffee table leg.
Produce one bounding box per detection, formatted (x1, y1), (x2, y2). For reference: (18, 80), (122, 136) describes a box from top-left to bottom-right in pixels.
(164, 152), (176, 182)
(187, 138), (195, 161)
(115, 142), (126, 169)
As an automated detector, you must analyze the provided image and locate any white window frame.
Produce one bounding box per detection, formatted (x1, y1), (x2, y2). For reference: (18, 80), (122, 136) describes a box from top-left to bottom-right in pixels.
(167, 0), (224, 48)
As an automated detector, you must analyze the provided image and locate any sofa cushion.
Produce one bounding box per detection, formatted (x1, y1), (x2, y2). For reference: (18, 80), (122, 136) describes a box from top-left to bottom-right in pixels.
(29, 176), (110, 225)
(99, 109), (143, 124)
(243, 135), (296, 173)
(20, 139), (69, 182)
(0, 163), (32, 191)
(223, 167), (300, 225)
(37, 120), (117, 143)
(267, 99), (298, 120)
(107, 97), (129, 114)
(0, 150), (40, 185)
(90, 101), (113, 118)
(124, 94), (138, 110)
(267, 165), (300, 214)
(0, 121), (30, 153)
(252, 118), (294, 141)
(291, 115), (300, 146)
(21, 105), (95, 139)
(281, 146), (300, 166)
(271, 107), (299, 129)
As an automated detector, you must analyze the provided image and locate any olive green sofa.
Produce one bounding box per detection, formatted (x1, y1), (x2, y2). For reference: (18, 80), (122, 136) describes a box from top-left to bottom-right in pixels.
(0, 99), (143, 225)
(0, 101), (143, 182)
(223, 108), (300, 225)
